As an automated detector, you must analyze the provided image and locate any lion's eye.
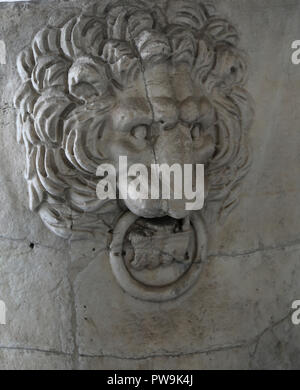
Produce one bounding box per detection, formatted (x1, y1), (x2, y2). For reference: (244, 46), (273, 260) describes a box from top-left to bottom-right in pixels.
(131, 125), (148, 140)
(191, 124), (202, 141)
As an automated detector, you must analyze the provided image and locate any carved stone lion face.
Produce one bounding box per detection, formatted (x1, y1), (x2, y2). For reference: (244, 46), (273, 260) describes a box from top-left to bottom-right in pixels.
(15, 0), (254, 301)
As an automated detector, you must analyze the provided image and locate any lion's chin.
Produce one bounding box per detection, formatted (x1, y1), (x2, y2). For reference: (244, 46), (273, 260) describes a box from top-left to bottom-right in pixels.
(121, 197), (191, 220)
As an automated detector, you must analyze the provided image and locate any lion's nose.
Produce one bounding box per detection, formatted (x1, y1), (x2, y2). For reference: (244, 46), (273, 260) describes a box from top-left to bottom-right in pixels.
(151, 97), (179, 130)
(150, 123), (197, 218)
(153, 123), (194, 166)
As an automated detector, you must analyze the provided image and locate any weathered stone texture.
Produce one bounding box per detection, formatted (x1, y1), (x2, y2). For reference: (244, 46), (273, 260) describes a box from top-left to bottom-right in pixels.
(0, 0), (299, 370)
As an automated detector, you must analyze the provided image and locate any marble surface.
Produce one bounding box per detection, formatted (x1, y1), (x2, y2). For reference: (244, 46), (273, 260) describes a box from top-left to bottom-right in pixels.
(0, 0), (299, 369)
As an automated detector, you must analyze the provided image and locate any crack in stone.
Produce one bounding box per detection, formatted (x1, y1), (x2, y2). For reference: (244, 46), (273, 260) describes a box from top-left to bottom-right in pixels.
(249, 311), (293, 366)
(208, 239), (300, 259)
(78, 341), (248, 361)
(69, 248), (107, 277)
(78, 312), (293, 362)
(0, 236), (66, 253)
(126, 15), (162, 209)
(0, 236), (27, 242)
(1, 234), (300, 261)
(67, 241), (80, 370)
(0, 312), (292, 366)
(0, 345), (72, 357)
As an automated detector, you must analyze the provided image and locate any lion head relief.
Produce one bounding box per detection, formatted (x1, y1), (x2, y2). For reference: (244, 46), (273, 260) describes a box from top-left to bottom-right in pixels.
(14, 0), (254, 301)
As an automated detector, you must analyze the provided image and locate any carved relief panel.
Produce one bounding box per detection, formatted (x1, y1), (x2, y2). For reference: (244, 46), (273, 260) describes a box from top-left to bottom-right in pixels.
(14, 0), (254, 302)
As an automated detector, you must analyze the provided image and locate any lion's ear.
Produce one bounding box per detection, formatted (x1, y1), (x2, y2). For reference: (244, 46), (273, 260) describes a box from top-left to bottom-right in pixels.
(68, 57), (109, 102)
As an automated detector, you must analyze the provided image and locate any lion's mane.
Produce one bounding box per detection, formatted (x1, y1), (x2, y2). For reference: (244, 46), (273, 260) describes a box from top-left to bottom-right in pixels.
(14, 0), (254, 240)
